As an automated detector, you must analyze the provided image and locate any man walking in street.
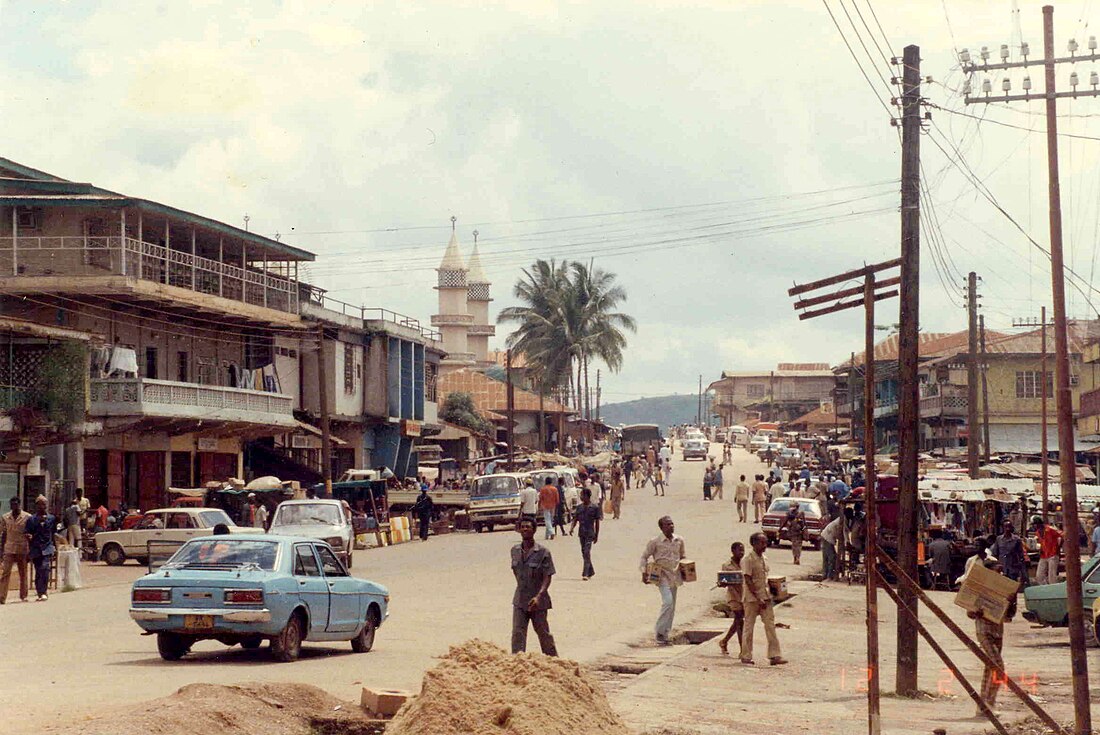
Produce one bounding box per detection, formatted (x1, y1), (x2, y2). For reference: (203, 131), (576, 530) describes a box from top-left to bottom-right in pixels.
(652, 465), (666, 496)
(610, 472), (625, 518)
(717, 541), (746, 655)
(248, 493), (269, 531)
(778, 504), (807, 565)
(0, 496), (31, 604)
(538, 477), (559, 539)
(712, 463), (725, 501)
(751, 475), (769, 523)
(971, 596), (1017, 717)
(25, 496), (56, 602)
(820, 513), (841, 580)
(411, 487), (434, 541)
(624, 456), (634, 490)
(63, 496), (82, 549)
(740, 532), (787, 666)
(1032, 516), (1063, 585)
(510, 517), (558, 656)
(990, 520), (1028, 586)
(570, 487), (602, 580)
(519, 478), (539, 524)
(639, 516), (686, 645)
(734, 475), (750, 523)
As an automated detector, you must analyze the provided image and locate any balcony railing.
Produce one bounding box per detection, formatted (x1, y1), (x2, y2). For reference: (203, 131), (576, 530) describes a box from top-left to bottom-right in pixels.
(873, 399), (898, 419)
(301, 292), (442, 341)
(90, 378), (294, 424)
(919, 392), (968, 420)
(0, 236), (299, 314)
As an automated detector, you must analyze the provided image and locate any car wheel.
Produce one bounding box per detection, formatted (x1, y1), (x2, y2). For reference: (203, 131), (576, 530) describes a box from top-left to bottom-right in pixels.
(156, 632), (191, 661)
(271, 612), (305, 662)
(240, 635), (263, 650)
(101, 544), (125, 566)
(134, 556), (149, 567)
(351, 609), (379, 653)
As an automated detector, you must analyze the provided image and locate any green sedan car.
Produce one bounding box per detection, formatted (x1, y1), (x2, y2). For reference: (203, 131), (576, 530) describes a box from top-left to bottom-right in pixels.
(1022, 556), (1100, 647)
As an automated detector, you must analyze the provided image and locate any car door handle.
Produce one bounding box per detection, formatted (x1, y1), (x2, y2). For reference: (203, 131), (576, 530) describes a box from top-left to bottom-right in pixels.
(328, 582), (335, 588)
(299, 580), (307, 586)
(1087, 588), (1097, 594)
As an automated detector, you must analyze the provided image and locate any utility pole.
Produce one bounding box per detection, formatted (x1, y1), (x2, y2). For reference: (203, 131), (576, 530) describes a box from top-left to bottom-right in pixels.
(895, 43), (922, 697)
(316, 325), (333, 495)
(964, 10), (1091, 730)
(506, 348), (515, 470)
(1042, 306), (1049, 523)
(980, 314), (991, 464)
(789, 257), (900, 735)
(967, 271), (980, 479)
(596, 369), (601, 425)
(697, 374), (702, 425)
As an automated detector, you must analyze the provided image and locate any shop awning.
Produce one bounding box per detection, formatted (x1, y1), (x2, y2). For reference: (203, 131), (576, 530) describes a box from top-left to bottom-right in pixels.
(294, 420), (348, 446)
(987, 423), (1097, 454)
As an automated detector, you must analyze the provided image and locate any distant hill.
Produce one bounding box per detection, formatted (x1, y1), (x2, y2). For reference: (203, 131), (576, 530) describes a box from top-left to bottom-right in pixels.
(599, 394), (701, 432)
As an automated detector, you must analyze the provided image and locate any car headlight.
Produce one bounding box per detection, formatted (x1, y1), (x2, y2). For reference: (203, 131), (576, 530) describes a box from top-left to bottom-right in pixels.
(325, 536), (344, 548)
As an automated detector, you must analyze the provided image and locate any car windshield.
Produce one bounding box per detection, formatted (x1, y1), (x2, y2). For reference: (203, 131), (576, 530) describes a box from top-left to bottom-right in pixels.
(197, 509), (235, 528)
(472, 476), (519, 498)
(167, 539), (278, 570)
(272, 503), (342, 526)
(529, 472), (558, 487)
(767, 499), (820, 517)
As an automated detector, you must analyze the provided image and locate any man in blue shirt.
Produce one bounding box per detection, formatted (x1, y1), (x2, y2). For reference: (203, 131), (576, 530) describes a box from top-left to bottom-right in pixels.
(799, 465), (811, 482)
(829, 475), (851, 501)
(25, 495), (56, 601)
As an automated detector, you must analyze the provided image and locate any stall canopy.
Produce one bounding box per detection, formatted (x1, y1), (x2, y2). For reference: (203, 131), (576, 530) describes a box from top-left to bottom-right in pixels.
(987, 424), (1097, 454)
(981, 462), (1096, 482)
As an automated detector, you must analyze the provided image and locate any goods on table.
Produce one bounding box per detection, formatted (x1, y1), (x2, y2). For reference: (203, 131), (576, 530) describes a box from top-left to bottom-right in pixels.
(678, 559), (697, 583)
(385, 639), (631, 735)
(954, 561), (1019, 623)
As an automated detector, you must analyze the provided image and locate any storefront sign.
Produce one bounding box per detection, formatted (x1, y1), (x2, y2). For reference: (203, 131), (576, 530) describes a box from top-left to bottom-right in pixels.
(402, 420), (421, 437)
(196, 437), (219, 452)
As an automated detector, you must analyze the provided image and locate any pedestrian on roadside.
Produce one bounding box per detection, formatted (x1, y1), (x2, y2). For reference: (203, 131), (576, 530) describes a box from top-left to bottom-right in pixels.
(820, 513), (841, 580)
(712, 463), (725, 501)
(652, 466), (665, 497)
(970, 595), (1017, 717)
(510, 517), (558, 656)
(847, 508), (865, 570)
(927, 529), (953, 590)
(778, 504), (807, 565)
(570, 487), (602, 580)
(411, 486), (434, 541)
(63, 496), (82, 549)
(624, 456), (634, 490)
(702, 465), (714, 501)
(519, 478), (539, 524)
(639, 516), (686, 645)
(989, 520), (1028, 587)
(717, 541), (746, 655)
(248, 493), (269, 531)
(740, 532), (787, 666)
(610, 472), (625, 519)
(25, 496), (56, 602)
(829, 474), (851, 501)
(734, 475), (750, 523)
(553, 478), (570, 538)
(646, 444), (657, 472)
(538, 478), (559, 539)
(0, 496), (31, 604)
(1032, 516), (1063, 585)
(751, 475), (768, 522)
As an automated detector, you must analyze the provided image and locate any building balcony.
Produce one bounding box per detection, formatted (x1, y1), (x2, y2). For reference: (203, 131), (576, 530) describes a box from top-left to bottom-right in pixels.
(430, 313), (474, 327)
(468, 324), (496, 336)
(919, 384), (968, 421)
(873, 399), (898, 419)
(90, 378), (295, 432)
(0, 236), (300, 324)
(1081, 386), (1100, 419)
(440, 352), (476, 364)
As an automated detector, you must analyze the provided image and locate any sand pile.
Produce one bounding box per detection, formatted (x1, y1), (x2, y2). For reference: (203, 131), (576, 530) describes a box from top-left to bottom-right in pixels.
(45, 682), (379, 735)
(386, 639), (633, 735)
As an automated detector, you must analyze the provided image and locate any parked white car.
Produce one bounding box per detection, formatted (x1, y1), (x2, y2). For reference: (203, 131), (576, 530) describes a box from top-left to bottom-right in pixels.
(96, 507), (261, 566)
(268, 499), (356, 567)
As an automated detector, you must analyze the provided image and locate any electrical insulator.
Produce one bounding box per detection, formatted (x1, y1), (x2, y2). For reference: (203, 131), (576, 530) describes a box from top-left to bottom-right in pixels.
(1002, 77), (1011, 92)
(1091, 36), (1098, 51)
(1000, 44), (1010, 60)
(963, 78), (973, 95)
(982, 78), (993, 94)
(1069, 38), (1080, 54)
(1071, 71), (1080, 87)
(1092, 71), (1100, 87)
(1023, 75), (1033, 91)
(959, 48), (971, 64)
(980, 46), (991, 61)
(1021, 41), (1030, 57)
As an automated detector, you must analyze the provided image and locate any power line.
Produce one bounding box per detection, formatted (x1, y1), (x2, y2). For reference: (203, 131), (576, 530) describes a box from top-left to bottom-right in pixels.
(822, 0), (897, 119)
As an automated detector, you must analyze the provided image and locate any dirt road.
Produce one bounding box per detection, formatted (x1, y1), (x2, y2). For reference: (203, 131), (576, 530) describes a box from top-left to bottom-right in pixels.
(2, 443), (790, 733)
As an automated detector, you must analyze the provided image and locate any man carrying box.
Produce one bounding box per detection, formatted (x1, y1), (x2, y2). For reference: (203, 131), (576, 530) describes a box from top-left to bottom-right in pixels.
(970, 596), (1017, 717)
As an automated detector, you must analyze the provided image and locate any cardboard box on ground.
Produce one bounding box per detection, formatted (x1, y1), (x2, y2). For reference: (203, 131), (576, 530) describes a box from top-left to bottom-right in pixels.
(954, 562), (1019, 623)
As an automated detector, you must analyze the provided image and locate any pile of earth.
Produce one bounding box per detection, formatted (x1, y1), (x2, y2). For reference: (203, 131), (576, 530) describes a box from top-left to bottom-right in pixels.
(386, 638), (632, 735)
(41, 682), (381, 735)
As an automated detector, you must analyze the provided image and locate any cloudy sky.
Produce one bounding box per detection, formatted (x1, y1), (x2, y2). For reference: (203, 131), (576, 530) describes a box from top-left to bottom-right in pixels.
(3, 1), (1099, 401)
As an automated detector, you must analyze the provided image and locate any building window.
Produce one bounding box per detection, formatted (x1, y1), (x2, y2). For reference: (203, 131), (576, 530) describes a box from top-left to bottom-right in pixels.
(144, 347), (158, 379)
(746, 383), (766, 398)
(425, 361), (437, 402)
(1016, 370), (1053, 399)
(197, 357), (215, 385)
(176, 352), (189, 382)
(344, 343), (355, 394)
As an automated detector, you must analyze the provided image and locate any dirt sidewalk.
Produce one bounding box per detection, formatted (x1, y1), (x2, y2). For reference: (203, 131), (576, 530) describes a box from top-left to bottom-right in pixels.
(604, 578), (1092, 735)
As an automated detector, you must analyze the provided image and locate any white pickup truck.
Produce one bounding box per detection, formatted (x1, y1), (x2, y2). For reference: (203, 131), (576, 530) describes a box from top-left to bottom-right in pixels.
(96, 507), (262, 566)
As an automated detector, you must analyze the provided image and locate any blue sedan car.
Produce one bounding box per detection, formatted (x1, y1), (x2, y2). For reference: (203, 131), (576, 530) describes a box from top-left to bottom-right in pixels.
(129, 534), (389, 662)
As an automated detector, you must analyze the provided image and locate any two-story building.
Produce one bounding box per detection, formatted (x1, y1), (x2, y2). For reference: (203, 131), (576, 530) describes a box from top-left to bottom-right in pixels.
(0, 156), (309, 510)
(709, 363), (836, 425)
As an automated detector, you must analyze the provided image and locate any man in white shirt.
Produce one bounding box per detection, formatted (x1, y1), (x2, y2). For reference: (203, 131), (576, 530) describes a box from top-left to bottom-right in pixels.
(519, 480), (539, 522)
(639, 516), (686, 645)
(820, 515), (841, 580)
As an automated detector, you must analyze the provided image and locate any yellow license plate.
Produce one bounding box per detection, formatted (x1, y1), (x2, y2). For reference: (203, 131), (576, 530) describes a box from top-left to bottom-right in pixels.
(184, 615), (214, 630)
